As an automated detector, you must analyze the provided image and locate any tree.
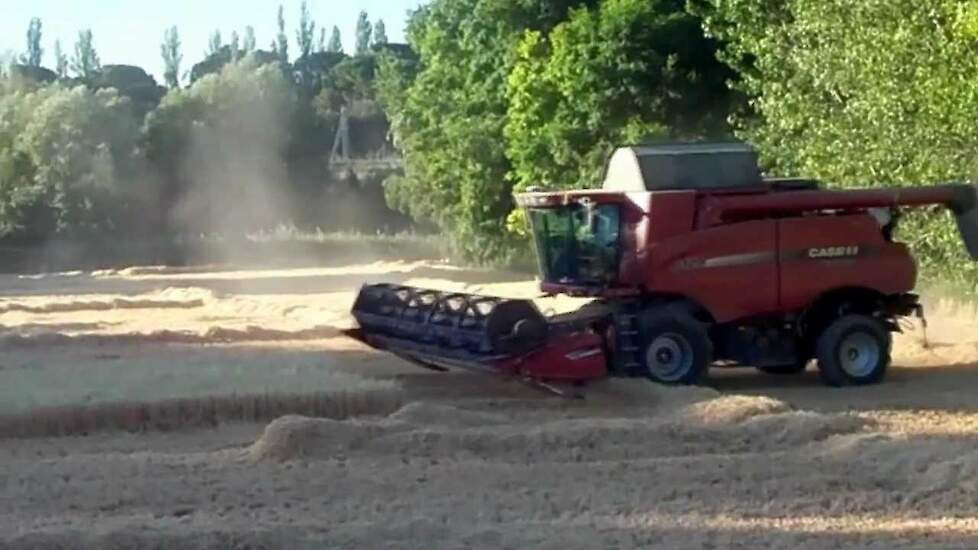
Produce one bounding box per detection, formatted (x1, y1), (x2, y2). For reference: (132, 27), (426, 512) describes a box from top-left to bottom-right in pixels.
(207, 30), (223, 56)
(373, 19), (388, 46)
(505, 0), (736, 199)
(329, 55), (379, 103)
(188, 46), (279, 84)
(0, 84), (144, 240)
(243, 26), (257, 53)
(295, 1), (316, 59)
(0, 52), (13, 79)
(275, 5), (289, 63)
(22, 18), (43, 67)
(377, 0), (598, 261)
(327, 26), (343, 53)
(161, 26), (182, 89)
(70, 29), (101, 79)
(318, 28), (327, 52)
(92, 64), (165, 118)
(230, 31), (240, 61)
(355, 11), (372, 54)
(53, 40), (68, 78)
(698, 0), (978, 285)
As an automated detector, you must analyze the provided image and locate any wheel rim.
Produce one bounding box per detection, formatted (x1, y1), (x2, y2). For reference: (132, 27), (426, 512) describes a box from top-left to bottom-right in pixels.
(646, 332), (694, 382)
(838, 331), (880, 378)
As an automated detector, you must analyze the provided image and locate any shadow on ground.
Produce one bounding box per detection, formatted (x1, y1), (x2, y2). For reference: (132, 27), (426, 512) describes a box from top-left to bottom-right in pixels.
(708, 361), (978, 413)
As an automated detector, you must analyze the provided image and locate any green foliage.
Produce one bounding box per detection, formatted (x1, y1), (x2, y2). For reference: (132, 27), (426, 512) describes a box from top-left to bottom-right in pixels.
(92, 65), (164, 119)
(53, 40), (68, 78)
(10, 64), (57, 86)
(373, 19), (389, 46)
(328, 26), (344, 53)
(505, 0), (735, 197)
(295, 1), (316, 59)
(161, 26), (182, 89)
(275, 5), (289, 63)
(243, 26), (257, 53)
(22, 18), (43, 68)
(380, 0), (733, 262)
(207, 30), (222, 57)
(700, 0), (978, 288)
(229, 31), (241, 61)
(70, 29), (101, 79)
(0, 82), (143, 240)
(378, 0), (596, 261)
(328, 55), (378, 102)
(356, 11), (373, 55)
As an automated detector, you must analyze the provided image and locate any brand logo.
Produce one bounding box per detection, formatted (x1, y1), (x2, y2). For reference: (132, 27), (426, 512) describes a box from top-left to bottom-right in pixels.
(808, 245), (860, 259)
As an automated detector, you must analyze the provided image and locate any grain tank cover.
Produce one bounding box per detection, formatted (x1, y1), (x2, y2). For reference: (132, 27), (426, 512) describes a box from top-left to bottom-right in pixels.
(601, 141), (763, 192)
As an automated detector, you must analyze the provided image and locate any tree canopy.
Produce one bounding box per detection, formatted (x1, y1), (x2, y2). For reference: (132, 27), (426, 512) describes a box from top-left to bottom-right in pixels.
(379, 0), (734, 261)
(328, 26), (344, 53)
(0, 82), (143, 241)
(22, 18), (43, 68)
(355, 11), (373, 55)
(70, 29), (100, 79)
(506, 0), (736, 195)
(697, 0), (978, 285)
(161, 26), (182, 89)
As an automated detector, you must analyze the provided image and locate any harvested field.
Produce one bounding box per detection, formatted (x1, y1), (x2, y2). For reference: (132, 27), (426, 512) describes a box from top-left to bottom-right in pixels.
(2, 259), (978, 548)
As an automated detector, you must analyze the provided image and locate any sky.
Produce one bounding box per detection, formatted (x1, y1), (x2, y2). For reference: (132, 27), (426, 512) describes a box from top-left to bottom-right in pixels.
(0, 0), (424, 82)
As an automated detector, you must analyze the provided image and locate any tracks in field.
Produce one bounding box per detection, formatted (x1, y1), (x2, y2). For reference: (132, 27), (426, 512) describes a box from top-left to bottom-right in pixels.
(8, 387), (978, 549)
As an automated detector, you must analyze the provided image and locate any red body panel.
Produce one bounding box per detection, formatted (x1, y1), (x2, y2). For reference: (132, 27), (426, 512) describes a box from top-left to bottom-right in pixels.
(777, 214), (915, 312)
(504, 331), (607, 380)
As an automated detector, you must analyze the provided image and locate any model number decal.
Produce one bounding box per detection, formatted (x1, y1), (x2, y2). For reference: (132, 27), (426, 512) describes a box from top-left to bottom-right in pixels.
(808, 245), (860, 259)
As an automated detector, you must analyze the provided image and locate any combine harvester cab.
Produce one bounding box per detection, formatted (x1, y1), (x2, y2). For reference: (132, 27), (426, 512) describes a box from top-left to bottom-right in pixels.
(346, 140), (978, 390)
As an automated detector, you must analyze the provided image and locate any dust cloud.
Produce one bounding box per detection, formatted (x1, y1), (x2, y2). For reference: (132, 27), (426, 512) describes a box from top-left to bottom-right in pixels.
(169, 73), (294, 265)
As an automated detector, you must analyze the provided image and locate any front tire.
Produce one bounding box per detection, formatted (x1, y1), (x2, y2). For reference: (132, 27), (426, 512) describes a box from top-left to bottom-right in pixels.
(639, 311), (712, 385)
(815, 314), (891, 387)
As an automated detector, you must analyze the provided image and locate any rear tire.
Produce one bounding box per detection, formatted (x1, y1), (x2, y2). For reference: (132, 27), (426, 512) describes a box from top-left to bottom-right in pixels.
(639, 310), (712, 385)
(815, 314), (891, 387)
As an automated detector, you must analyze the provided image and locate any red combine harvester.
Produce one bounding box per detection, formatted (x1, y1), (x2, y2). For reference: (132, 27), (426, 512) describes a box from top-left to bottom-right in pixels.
(346, 142), (978, 388)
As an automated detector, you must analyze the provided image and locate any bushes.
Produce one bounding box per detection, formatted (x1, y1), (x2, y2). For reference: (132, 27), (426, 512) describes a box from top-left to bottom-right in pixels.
(0, 81), (143, 242)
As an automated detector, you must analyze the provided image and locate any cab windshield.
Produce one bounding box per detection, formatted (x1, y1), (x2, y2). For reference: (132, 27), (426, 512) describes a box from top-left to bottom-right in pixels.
(527, 203), (621, 285)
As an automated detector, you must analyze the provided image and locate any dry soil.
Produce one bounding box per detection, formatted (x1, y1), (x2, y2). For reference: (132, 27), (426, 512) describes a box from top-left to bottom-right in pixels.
(2, 260), (978, 549)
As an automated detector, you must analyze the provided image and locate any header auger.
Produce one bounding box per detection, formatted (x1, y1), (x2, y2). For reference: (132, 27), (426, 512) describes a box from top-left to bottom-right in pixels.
(345, 141), (978, 389)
